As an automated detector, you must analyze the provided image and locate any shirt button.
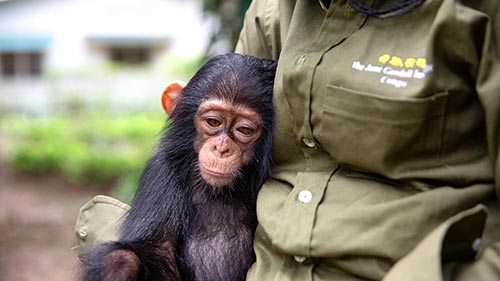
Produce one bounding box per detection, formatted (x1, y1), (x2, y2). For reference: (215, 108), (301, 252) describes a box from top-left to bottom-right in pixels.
(76, 229), (88, 240)
(298, 190), (313, 203)
(294, 256), (306, 263)
(302, 138), (316, 148)
(472, 237), (482, 252)
(296, 54), (307, 66)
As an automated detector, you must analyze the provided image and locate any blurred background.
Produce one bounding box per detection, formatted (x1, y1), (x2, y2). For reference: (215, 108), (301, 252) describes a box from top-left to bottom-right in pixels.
(0, 0), (250, 280)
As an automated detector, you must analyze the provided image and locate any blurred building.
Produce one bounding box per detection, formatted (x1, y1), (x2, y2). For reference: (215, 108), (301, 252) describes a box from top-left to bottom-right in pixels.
(0, 0), (211, 114)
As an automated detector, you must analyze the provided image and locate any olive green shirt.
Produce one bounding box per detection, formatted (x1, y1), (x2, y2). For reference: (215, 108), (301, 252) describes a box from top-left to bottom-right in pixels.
(235, 0), (500, 280)
(74, 0), (500, 280)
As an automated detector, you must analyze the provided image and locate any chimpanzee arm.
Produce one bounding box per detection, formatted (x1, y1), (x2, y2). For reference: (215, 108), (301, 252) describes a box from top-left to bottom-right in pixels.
(120, 152), (188, 242)
(80, 153), (188, 281)
(81, 240), (180, 281)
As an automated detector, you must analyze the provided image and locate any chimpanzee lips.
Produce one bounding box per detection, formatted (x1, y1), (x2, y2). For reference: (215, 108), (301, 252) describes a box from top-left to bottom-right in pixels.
(202, 168), (228, 177)
(199, 166), (236, 187)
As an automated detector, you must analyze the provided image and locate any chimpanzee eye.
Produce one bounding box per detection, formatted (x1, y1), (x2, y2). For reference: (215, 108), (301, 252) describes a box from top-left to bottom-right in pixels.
(206, 118), (221, 127)
(237, 127), (254, 135)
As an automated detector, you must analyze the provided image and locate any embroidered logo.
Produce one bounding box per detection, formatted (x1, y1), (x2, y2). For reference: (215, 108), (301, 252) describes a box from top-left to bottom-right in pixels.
(352, 53), (434, 88)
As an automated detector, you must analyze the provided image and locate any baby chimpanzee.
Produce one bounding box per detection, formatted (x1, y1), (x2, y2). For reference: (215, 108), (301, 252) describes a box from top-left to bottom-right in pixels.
(80, 53), (276, 281)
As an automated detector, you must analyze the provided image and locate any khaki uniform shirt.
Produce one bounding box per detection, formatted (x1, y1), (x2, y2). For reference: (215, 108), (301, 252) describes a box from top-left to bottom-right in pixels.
(74, 0), (500, 280)
(235, 0), (500, 280)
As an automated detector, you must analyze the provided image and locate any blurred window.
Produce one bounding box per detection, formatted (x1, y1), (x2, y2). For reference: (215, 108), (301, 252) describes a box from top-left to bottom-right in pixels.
(0, 52), (43, 78)
(109, 47), (151, 65)
(1, 53), (15, 77)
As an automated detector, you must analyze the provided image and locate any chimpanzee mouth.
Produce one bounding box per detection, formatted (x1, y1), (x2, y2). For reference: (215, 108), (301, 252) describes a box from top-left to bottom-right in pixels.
(200, 167), (232, 178)
(199, 167), (236, 187)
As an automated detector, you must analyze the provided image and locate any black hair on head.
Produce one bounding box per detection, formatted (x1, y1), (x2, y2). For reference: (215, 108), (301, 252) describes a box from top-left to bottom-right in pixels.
(166, 53), (277, 190)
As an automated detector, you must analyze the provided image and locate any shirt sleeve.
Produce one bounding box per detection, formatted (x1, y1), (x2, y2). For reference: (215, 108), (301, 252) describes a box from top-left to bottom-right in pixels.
(73, 195), (130, 256)
(234, 0), (281, 60)
(476, 3), (500, 197)
(384, 3), (500, 280)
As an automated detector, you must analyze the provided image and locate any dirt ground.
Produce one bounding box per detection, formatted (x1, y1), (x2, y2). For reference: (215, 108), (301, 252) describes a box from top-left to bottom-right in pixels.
(0, 164), (111, 281)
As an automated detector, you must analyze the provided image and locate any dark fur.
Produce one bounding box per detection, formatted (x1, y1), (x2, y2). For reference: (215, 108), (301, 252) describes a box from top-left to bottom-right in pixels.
(80, 54), (276, 281)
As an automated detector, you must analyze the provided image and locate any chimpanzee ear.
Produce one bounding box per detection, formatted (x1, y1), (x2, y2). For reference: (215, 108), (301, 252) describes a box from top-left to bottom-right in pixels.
(161, 81), (186, 116)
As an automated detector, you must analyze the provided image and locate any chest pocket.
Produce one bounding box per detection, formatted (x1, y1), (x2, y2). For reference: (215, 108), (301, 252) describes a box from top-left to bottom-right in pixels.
(318, 85), (448, 179)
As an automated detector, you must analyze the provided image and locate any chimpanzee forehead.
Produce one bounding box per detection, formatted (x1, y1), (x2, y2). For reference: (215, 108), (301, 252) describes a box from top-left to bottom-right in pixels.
(197, 99), (261, 121)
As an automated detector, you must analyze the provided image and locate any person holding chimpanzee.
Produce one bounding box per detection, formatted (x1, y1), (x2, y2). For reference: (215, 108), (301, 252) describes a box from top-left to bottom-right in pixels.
(75, 0), (500, 280)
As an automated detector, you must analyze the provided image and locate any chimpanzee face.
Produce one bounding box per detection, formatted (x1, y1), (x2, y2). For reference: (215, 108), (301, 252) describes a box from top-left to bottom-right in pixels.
(193, 99), (262, 187)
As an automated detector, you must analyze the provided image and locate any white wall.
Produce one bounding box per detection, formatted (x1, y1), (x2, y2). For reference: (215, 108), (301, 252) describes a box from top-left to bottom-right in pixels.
(0, 0), (210, 69)
(0, 0), (212, 114)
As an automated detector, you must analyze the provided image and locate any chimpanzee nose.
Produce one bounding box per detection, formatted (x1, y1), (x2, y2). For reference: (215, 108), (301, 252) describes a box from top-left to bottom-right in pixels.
(214, 135), (231, 157)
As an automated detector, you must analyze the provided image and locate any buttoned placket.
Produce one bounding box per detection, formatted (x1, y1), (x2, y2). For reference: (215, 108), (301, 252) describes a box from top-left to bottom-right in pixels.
(272, 144), (336, 254)
(271, 0), (370, 277)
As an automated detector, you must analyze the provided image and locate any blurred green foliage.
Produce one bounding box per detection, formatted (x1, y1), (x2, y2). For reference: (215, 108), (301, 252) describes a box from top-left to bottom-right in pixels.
(2, 113), (165, 203)
(203, 0), (252, 57)
(0, 47), (204, 204)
